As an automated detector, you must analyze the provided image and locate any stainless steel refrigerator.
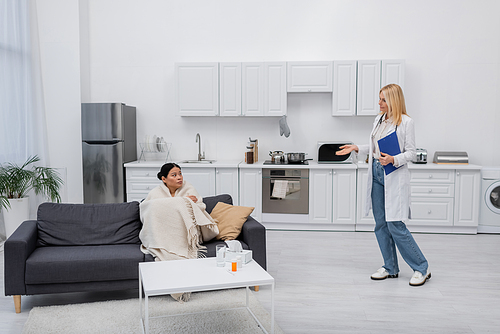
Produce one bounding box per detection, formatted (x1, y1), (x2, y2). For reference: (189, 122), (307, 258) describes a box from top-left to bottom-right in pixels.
(81, 103), (137, 203)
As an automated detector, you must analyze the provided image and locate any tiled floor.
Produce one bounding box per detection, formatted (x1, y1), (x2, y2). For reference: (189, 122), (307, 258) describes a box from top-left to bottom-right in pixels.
(2, 230), (500, 333)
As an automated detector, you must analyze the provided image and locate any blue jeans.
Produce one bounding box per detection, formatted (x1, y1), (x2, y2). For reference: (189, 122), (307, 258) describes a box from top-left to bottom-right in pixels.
(371, 159), (428, 275)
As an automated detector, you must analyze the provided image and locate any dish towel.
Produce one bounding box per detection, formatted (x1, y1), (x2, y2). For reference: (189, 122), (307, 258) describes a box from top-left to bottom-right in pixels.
(272, 180), (288, 199)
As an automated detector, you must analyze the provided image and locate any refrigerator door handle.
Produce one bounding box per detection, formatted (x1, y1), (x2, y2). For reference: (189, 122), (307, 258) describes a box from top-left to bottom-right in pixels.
(83, 140), (123, 145)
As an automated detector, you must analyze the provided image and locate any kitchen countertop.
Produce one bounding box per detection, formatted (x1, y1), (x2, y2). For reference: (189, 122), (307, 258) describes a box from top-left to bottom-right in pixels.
(357, 162), (482, 170)
(125, 160), (482, 170)
(124, 160), (242, 168)
(239, 161), (357, 169)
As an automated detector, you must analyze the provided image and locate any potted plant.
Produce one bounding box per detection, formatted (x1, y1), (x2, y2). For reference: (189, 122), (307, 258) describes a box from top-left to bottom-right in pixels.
(0, 155), (63, 238)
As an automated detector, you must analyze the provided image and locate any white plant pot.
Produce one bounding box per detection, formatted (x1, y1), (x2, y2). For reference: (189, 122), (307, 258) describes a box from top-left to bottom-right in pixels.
(2, 197), (30, 239)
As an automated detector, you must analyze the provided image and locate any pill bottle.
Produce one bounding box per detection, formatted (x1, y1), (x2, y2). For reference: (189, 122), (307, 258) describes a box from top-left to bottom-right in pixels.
(231, 258), (237, 272)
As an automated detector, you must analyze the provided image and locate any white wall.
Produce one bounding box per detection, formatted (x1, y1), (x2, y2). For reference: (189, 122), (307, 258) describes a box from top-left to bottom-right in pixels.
(36, 0), (500, 201)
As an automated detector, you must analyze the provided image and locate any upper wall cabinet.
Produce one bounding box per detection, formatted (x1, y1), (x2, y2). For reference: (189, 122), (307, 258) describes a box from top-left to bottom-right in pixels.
(354, 59), (405, 116)
(287, 61), (333, 92)
(242, 62), (286, 117)
(356, 60), (381, 116)
(175, 62), (219, 116)
(332, 60), (357, 116)
(242, 63), (264, 116)
(264, 62), (287, 116)
(220, 62), (242, 117)
(381, 59), (405, 91)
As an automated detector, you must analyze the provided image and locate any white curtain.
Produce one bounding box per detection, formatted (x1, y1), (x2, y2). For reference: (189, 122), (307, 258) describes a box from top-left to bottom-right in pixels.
(0, 0), (48, 242)
(0, 0), (48, 165)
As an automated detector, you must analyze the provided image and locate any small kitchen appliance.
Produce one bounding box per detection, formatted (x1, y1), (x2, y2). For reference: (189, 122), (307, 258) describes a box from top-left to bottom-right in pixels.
(413, 148), (428, 164)
(433, 151), (469, 164)
(317, 142), (355, 164)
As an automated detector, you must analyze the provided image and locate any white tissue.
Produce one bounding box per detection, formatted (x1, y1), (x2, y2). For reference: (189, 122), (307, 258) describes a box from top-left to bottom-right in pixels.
(225, 240), (243, 252)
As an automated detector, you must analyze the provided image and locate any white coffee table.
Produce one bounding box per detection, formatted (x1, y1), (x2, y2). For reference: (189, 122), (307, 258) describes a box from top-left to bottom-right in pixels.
(139, 257), (275, 334)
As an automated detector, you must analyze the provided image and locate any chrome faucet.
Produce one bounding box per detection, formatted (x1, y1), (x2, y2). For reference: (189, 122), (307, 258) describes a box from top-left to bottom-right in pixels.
(196, 133), (205, 161)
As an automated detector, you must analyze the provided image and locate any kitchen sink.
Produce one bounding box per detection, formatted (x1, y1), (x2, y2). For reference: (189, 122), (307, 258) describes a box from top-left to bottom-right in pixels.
(179, 160), (216, 164)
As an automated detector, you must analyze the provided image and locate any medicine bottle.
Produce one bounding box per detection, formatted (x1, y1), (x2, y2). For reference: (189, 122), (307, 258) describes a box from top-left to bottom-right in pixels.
(231, 258), (237, 272)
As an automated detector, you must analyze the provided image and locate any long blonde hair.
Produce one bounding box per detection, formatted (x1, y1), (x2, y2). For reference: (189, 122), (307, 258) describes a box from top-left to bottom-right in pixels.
(380, 84), (408, 126)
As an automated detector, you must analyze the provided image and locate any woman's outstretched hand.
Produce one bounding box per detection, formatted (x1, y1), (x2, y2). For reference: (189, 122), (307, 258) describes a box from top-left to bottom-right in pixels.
(336, 144), (359, 155)
(379, 152), (394, 166)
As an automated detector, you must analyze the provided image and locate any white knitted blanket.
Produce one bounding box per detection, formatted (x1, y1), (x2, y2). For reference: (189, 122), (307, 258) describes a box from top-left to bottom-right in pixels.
(139, 182), (219, 262)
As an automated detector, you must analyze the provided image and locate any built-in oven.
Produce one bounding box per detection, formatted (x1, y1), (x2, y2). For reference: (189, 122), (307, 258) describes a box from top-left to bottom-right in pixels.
(262, 168), (309, 214)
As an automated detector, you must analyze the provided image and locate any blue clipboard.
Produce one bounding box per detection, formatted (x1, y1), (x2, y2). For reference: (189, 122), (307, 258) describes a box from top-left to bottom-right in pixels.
(377, 131), (401, 175)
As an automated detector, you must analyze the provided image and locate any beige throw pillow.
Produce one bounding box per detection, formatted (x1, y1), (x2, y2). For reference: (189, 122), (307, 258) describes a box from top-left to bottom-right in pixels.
(210, 202), (254, 241)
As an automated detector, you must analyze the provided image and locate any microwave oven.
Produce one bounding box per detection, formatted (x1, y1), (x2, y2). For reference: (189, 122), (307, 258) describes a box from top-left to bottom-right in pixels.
(317, 142), (355, 164)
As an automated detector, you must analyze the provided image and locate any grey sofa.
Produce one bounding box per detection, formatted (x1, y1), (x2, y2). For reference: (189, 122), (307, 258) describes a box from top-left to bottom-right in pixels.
(4, 194), (266, 313)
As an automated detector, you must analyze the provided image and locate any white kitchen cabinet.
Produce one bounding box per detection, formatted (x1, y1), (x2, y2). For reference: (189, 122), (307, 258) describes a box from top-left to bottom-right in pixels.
(356, 60), (381, 116)
(454, 170), (480, 226)
(180, 167), (216, 198)
(356, 168), (375, 229)
(287, 61), (333, 92)
(242, 63), (264, 116)
(125, 166), (159, 202)
(175, 62), (219, 116)
(409, 169), (455, 226)
(239, 168), (262, 221)
(219, 62), (242, 116)
(309, 169), (356, 225)
(332, 169), (356, 225)
(309, 169), (333, 223)
(409, 197), (455, 226)
(242, 62), (286, 117)
(216, 167), (239, 205)
(264, 62), (287, 116)
(381, 59), (405, 91)
(332, 60), (357, 116)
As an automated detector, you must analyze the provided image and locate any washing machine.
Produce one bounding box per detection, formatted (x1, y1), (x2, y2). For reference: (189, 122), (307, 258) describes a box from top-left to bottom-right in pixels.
(478, 167), (500, 233)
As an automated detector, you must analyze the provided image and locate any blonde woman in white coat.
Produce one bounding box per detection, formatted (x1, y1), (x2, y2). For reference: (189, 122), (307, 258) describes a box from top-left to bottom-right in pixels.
(337, 84), (430, 286)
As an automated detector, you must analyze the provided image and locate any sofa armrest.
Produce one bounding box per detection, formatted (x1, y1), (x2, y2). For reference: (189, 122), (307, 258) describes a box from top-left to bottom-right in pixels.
(238, 216), (267, 270)
(4, 220), (38, 296)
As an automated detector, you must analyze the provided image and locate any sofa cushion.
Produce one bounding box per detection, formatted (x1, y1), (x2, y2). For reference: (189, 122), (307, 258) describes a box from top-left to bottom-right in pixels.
(25, 244), (146, 284)
(203, 194), (232, 214)
(37, 202), (142, 246)
(210, 202), (254, 241)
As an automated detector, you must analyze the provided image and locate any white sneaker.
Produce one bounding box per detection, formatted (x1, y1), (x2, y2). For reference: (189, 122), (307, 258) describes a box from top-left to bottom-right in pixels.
(409, 270), (431, 286)
(371, 267), (399, 280)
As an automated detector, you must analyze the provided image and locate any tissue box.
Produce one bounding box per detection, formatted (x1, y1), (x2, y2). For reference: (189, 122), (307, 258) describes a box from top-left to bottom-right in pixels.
(225, 250), (253, 264)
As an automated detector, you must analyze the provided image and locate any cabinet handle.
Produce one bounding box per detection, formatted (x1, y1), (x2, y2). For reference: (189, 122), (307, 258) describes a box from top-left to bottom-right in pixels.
(217, 170), (219, 174)
(428, 189), (433, 193)
(428, 210), (432, 214)
(457, 172), (460, 176)
(428, 175), (433, 178)
(333, 171), (336, 175)
(329, 171), (332, 175)
(146, 173), (149, 176)
(258, 171), (261, 174)
(308, 89), (312, 92)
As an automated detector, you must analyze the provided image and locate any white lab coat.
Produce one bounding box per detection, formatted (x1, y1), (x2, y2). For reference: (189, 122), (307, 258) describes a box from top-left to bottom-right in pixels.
(358, 114), (416, 222)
